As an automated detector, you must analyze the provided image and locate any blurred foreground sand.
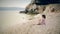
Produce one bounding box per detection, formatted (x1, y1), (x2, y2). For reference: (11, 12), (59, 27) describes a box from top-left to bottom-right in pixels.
(0, 11), (42, 34)
(0, 9), (60, 34)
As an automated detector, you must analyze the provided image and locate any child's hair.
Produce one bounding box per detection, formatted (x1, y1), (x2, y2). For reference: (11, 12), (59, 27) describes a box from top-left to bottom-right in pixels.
(42, 15), (46, 19)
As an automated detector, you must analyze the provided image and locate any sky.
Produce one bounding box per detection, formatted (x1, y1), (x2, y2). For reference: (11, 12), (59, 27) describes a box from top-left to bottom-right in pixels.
(0, 0), (31, 8)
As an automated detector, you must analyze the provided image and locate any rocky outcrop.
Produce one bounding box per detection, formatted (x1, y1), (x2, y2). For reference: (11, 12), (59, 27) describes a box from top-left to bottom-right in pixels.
(25, 3), (46, 14)
(20, 0), (60, 14)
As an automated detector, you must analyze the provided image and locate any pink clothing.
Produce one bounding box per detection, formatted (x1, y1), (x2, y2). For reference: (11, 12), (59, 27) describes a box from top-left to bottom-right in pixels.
(38, 18), (46, 25)
(41, 18), (45, 25)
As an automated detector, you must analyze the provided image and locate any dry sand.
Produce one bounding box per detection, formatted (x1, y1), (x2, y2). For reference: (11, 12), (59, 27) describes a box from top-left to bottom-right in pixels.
(0, 11), (42, 34)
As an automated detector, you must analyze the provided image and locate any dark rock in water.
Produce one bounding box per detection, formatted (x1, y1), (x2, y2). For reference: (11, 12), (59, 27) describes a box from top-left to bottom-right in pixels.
(20, 11), (27, 14)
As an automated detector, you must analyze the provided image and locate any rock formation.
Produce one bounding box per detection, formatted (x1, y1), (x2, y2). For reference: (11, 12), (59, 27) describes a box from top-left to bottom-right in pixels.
(20, 0), (60, 14)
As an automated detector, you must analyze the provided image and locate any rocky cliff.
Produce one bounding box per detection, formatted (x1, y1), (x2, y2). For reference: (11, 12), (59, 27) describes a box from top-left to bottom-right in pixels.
(20, 0), (60, 14)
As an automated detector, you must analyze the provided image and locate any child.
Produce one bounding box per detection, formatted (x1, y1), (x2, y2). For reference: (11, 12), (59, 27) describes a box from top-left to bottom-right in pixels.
(37, 15), (46, 25)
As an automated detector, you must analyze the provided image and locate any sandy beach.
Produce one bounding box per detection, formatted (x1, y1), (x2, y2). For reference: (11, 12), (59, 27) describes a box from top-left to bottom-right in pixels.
(0, 10), (60, 34)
